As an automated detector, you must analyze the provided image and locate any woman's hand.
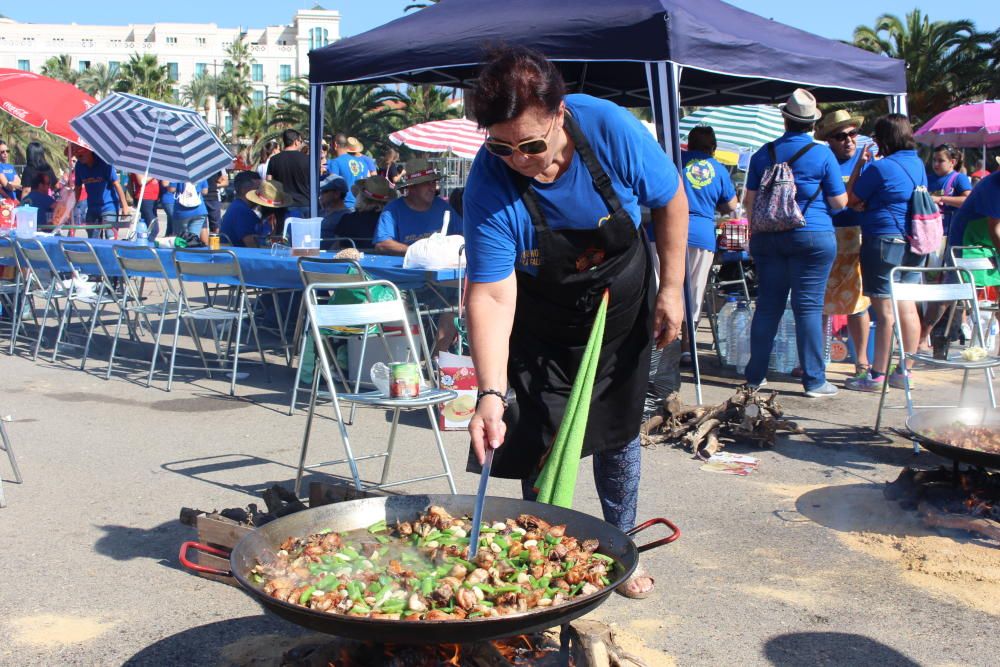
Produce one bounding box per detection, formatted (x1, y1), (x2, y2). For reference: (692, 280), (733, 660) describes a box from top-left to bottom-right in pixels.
(469, 394), (506, 465)
(653, 285), (684, 348)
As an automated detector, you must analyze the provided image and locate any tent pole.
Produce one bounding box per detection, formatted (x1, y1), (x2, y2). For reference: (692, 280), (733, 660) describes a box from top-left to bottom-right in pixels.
(309, 84), (325, 218)
(132, 112), (163, 236)
(647, 61), (702, 405)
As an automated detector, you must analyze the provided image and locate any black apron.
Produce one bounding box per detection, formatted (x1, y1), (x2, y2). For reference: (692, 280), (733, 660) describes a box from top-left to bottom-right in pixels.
(468, 112), (654, 480)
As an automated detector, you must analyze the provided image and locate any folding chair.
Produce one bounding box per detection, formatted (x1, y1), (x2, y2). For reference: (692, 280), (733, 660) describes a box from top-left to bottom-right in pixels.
(288, 256), (390, 416)
(170, 248), (269, 396)
(295, 280), (458, 495)
(52, 240), (119, 369)
(875, 266), (1000, 451)
(0, 415), (22, 508)
(949, 245), (1000, 351)
(0, 237), (30, 355)
(107, 245), (184, 387)
(14, 238), (71, 361)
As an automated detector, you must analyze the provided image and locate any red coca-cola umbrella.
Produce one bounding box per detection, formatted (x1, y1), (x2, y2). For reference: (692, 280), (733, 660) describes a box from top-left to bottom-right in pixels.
(0, 68), (97, 145)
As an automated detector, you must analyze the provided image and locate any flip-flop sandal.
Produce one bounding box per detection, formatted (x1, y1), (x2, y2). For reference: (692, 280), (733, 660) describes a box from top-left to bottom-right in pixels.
(615, 565), (655, 599)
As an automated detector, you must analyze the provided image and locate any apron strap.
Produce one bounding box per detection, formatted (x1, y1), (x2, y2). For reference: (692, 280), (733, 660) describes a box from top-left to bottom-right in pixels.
(514, 109), (632, 231)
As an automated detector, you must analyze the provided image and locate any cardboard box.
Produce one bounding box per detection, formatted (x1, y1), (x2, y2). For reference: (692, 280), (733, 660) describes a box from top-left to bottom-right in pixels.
(437, 351), (477, 430)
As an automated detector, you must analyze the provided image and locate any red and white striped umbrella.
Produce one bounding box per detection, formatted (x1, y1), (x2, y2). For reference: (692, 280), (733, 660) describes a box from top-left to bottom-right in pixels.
(389, 118), (486, 159)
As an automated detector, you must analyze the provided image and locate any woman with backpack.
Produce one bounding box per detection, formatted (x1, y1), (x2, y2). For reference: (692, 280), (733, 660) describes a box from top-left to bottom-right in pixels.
(743, 89), (847, 398)
(845, 114), (927, 392)
(171, 179), (210, 245)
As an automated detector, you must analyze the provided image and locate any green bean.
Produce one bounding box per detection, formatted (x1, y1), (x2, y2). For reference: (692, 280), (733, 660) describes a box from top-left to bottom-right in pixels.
(473, 583), (495, 595)
(340, 546), (361, 559)
(532, 558), (545, 565)
(494, 585), (522, 594)
(467, 611), (484, 618)
(544, 534), (560, 545)
(478, 600), (494, 607)
(570, 582), (586, 596)
(592, 553), (615, 563)
(349, 602), (371, 614)
(317, 575), (339, 591)
(600, 575), (610, 586)
(535, 576), (551, 590)
(367, 519), (388, 534)
(449, 557), (475, 570)
(299, 585), (316, 605)
(493, 535), (510, 549)
(374, 535), (390, 544)
(420, 577), (435, 596)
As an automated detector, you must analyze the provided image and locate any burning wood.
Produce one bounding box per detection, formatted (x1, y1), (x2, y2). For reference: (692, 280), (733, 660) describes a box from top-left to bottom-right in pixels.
(885, 467), (1000, 544)
(640, 387), (804, 459)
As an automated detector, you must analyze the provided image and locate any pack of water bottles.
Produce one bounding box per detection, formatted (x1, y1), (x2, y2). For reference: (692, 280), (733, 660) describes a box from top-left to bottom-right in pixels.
(719, 297), (832, 374)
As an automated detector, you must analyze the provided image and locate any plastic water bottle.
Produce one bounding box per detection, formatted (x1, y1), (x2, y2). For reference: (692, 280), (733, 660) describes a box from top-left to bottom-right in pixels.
(717, 296), (738, 361)
(773, 300), (798, 373)
(136, 220), (150, 246)
(728, 301), (753, 373)
(822, 317), (833, 366)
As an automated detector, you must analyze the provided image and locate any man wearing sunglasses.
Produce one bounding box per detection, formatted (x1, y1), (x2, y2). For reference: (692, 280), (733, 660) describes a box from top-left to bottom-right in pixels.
(815, 110), (873, 381)
(0, 141), (21, 201)
(462, 46), (688, 600)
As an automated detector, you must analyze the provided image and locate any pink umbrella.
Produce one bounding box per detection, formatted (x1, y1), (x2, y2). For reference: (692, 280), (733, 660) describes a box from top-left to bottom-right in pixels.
(0, 69), (97, 145)
(915, 101), (1000, 148)
(389, 118), (486, 159)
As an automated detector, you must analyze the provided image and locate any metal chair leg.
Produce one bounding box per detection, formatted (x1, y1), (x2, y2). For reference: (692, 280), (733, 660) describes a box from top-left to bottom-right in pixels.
(427, 405), (458, 494)
(147, 302), (171, 387)
(106, 304), (127, 381)
(32, 287), (55, 361)
(294, 359), (325, 496)
(289, 319), (310, 415)
(1, 420), (21, 483)
(380, 409), (402, 485)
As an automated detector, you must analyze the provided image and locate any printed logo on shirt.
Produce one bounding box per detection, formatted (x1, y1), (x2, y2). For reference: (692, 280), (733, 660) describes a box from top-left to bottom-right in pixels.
(519, 248), (541, 267)
(684, 159), (715, 190)
(350, 160), (364, 178)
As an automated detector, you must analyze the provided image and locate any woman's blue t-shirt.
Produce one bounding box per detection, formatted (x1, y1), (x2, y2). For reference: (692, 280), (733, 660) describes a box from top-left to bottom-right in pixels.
(948, 171), (1000, 247)
(927, 169), (973, 233)
(746, 132), (844, 233)
(170, 181), (209, 221)
(463, 94), (679, 282)
(75, 157), (119, 215)
(373, 197), (462, 245)
(681, 150), (736, 251)
(853, 150), (927, 237)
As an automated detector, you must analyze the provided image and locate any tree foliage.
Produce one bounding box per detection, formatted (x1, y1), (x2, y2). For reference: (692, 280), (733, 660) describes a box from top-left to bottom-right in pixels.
(400, 85), (461, 125)
(115, 53), (173, 101)
(41, 55), (78, 85)
(216, 36), (255, 153)
(78, 63), (120, 100)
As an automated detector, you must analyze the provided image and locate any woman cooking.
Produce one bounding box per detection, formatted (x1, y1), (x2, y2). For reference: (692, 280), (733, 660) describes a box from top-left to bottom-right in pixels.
(463, 46), (688, 599)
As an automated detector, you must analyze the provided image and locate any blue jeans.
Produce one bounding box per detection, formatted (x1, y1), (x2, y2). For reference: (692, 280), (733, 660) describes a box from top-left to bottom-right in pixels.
(85, 210), (118, 239)
(138, 200), (159, 241)
(746, 230), (836, 391)
(520, 436), (641, 531)
(181, 215), (207, 237)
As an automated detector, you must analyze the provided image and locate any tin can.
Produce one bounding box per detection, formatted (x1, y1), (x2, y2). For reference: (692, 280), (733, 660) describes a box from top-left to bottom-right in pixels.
(208, 233), (220, 250)
(389, 362), (420, 398)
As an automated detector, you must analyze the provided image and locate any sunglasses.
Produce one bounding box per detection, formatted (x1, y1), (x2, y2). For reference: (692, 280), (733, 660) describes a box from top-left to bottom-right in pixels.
(832, 130), (860, 141)
(485, 115), (557, 158)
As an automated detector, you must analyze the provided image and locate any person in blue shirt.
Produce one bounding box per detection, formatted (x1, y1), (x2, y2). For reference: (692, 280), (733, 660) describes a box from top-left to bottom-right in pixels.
(20, 172), (55, 222)
(947, 171), (1000, 291)
(744, 89), (847, 398)
(815, 110), (872, 379)
(347, 137), (378, 177)
(846, 114), (927, 392)
(927, 144), (972, 235)
(171, 179), (209, 245)
(462, 47), (688, 599)
(0, 140), (20, 200)
(373, 158), (462, 255)
(328, 135), (367, 209)
(73, 146), (130, 239)
(680, 125), (737, 360)
(220, 171), (264, 247)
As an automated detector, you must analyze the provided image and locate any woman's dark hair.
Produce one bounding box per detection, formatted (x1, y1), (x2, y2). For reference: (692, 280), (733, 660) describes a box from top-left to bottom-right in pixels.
(258, 139), (279, 164)
(784, 117), (816, 134)
(933, 143), (964, 172)
(872, 114), (916, 155)
(687, 126), (717, 154)
(471, 45), (566, 128)
(447, 187), (465, 217)
(25, 141), (50, 170)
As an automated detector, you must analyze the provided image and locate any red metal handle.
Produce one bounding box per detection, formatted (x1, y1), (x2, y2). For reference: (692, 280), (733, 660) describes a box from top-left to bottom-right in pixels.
(626, 518), (680, 553)
(179, 541), (233, 577)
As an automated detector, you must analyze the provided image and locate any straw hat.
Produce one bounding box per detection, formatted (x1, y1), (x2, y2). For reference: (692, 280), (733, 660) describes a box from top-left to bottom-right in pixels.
(245, 180), (289, 208)
(779, 88), (823, 122)
(815, 109), (864, 140)
(401, 158), (442, 188)
(351, 175), (397, 203)
(346, 136), (364, 153)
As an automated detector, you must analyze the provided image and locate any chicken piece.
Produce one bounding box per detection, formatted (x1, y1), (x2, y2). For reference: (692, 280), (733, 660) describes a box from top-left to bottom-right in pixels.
(319, 533), (343, 551)
(387, 560), (405, 576)
(415, 522), (435, 537)
(455, 587), (478, 611)
(449, 563), (468, 579)
(580, 582), (600, 596)
(311, 596), (335, 612)
(440, 577), (463, 593)
(548, 543), (569, 561)
(466, 568), (489, 585)
(553, 578), (571, 591)
(517, 514), (552, 532)
(407, 593), (427, 612)
(451, 608), (468, 619)
(495, 591), (518, 608)
(426, 505), (455, 529)
(507, 541), (523, 558)
(580, 539), (599, 553)
(290, 585), (311, 605)
(546, 524), (566, 538)
(496, 559), (517, 579)
(530, 565), (546, 579)
(431, 582), (454, 606)
(279, 536), (298, 551)
(336, 597), (354, 613)
(263, 577), (294, 599)
(397, 521), (413, 536)
(370, 612), (401, 620)
(302, 544), (325, 559)
(474, 549), (495, 568)
(564, 565), (586, 585)
(424, 609), (453, 620)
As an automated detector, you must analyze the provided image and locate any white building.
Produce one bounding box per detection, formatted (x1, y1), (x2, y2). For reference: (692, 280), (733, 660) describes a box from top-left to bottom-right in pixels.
(0, 6), (340, 131)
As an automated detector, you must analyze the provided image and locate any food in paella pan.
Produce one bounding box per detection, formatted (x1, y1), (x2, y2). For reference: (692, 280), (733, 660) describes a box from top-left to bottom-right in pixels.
(250, 506), (614, 620)
(924, 423), (1000, 454)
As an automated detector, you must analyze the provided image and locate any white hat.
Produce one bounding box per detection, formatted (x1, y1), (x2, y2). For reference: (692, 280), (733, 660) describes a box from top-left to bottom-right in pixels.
(780, 88), (823, 123)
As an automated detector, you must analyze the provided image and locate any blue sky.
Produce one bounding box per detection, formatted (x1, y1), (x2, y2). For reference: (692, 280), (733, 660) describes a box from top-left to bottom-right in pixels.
(9, 1), (999, 42)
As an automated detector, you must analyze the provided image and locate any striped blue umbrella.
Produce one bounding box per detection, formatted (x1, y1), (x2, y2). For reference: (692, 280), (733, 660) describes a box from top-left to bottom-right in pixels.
(70, 93), (233, 234)
(70, 92), (233, 183)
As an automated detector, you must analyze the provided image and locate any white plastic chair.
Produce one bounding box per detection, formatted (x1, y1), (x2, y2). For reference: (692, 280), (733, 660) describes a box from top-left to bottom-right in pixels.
(295, 280), (458, 495)
(875, 266), (1000, 451)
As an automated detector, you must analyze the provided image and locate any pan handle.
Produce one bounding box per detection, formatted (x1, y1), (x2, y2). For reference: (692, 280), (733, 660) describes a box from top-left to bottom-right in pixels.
(179, 541), (233, 577)
(626, 518), (680, 553)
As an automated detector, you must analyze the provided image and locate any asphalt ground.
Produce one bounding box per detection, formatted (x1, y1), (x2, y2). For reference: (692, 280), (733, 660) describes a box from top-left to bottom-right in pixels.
(0, 315), (998, 666)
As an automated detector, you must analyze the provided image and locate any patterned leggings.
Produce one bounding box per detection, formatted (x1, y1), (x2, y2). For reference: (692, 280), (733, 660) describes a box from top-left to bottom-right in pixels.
(520, 436), (641, 531)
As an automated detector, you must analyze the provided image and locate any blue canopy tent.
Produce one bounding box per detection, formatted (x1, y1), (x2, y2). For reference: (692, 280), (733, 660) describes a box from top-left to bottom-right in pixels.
(308, 0), (907, 402)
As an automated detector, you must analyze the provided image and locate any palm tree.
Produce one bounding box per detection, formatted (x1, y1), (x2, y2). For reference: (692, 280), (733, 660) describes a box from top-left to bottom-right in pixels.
(216, 35), (254, 153)
(853, 11), (991, 125)
(78, 63), (120, 99)
(41, 55), (78, 84)
(268, 78), (405, 155)
(116, 53), (173, 101)
(0, 115), (67, 170)
(238, 105), (269, 154)
(182, 72), (217, 121)
(401, 85), (461, 125)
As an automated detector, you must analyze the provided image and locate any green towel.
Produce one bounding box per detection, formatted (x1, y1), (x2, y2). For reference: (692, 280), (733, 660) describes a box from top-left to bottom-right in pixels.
(536, 290), (609, 508)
